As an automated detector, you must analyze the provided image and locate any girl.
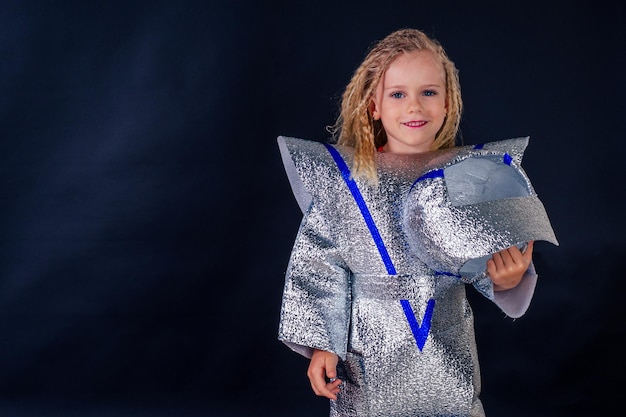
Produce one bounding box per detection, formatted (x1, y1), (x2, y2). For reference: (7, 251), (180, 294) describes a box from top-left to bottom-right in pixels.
(277, 28), (555, 416)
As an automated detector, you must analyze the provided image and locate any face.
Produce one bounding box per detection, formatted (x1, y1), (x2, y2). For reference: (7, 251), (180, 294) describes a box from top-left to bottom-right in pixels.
(371, 50), (447, 154)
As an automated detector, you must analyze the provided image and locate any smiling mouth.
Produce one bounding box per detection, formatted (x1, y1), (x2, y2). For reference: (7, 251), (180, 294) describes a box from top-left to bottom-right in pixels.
(403, 121), (427, 127)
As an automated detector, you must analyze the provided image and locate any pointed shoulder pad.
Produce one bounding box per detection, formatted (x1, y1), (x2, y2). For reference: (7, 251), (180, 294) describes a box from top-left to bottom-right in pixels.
(277, 136), (343, 214)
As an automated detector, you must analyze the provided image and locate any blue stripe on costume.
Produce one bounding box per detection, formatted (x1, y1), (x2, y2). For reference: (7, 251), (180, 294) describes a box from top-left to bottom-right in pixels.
(401, 299), (436, 351)
(323, 144), (397, 275)
(410, 169), (444, 191)
(323, 143), (433, 351)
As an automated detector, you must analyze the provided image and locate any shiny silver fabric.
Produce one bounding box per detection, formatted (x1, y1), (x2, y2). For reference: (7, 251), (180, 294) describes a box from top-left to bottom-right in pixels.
(403, 137), (558, 282)
(277, 136), (557, 416)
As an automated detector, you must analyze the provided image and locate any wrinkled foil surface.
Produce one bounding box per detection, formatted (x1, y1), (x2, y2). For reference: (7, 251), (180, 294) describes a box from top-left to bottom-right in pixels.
(277, 136), (556, 417)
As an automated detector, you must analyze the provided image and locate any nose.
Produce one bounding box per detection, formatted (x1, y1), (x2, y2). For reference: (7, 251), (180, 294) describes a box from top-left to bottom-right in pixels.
(407, 98), (422, 113)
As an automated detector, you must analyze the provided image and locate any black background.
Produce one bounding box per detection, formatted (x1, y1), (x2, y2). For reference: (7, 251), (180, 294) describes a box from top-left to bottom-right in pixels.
(1, 1), (624, 416)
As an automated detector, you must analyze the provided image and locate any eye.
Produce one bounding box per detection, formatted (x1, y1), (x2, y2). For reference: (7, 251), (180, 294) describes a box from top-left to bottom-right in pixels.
(423, 89), (438, 97)
(390, 91), (405, 99)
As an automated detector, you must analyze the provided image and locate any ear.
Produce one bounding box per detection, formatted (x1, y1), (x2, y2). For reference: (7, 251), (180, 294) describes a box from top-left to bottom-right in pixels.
(369, 100), (380, 120)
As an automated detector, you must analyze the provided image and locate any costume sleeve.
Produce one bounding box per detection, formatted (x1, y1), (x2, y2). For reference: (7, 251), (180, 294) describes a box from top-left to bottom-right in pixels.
(471, 262), (537, 319)
(276, 136), (352, 360)
(466, 138), (554, 317)
(278, 203), (351, 360)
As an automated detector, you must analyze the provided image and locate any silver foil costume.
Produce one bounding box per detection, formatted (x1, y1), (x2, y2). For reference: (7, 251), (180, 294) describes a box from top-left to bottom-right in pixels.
(277, 136), (558, 417)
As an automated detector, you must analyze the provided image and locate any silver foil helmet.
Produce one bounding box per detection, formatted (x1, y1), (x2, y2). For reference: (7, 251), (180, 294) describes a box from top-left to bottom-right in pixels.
(403, 137), (559, 282)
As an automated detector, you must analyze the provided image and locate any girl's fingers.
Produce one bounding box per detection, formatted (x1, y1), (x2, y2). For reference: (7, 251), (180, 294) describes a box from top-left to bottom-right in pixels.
(491, 251), (504, 269)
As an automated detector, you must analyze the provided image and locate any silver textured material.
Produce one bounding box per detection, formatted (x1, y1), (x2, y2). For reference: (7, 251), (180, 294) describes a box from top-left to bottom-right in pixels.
(404, 137), (559, 283)
(277, 136), (557, 417)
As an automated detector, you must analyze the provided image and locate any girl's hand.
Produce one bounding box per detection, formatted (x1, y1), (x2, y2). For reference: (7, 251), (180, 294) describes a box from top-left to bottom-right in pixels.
(307, 349), (342, 400)
(487, 241), (534, 291)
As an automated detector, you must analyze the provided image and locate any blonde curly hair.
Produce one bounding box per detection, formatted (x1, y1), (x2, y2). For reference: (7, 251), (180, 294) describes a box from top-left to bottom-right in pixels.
(328, 28), (463, 181)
